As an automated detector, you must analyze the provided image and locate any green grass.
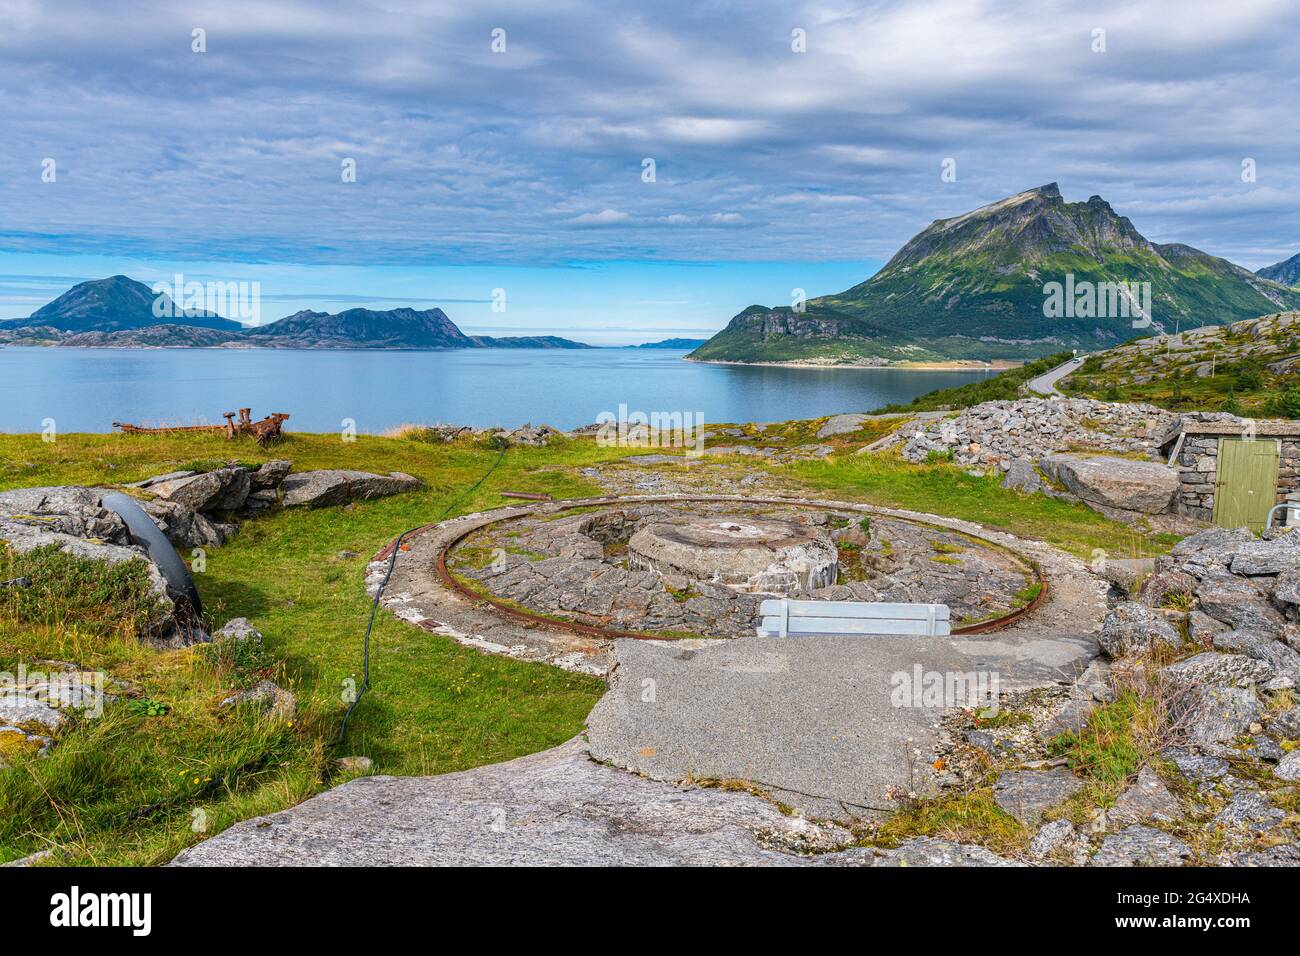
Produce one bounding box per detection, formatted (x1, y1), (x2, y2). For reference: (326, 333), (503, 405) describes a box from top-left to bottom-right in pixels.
(0, 430), (654, 864)
(784, 451), (1171, 559)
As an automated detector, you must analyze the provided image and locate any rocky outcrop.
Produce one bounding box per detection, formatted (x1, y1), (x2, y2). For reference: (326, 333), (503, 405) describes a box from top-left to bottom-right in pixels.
(1039, 453), (1179, 515)
(1098, 602), (1181, 658)
(148, 467), (251, 513)
(280, 470), (422, 508)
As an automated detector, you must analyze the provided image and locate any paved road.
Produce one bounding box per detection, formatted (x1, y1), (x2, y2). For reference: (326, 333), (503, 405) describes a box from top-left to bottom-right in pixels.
(1026, 355), (1087, 396)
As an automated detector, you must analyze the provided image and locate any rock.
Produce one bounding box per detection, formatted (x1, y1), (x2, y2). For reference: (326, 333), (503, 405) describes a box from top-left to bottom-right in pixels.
(0, 486), (128, 543)
(1137, 569), (1197, 609)
(0, 693), (66, 732)
(1228, 536), (1300, 576)
(1108, 766), (1182, 825)
(999, 457), (1044, 494)
(250, 459), (292, 491)
(149, 467), (251, 513)
(1270, 706), (1300, 739)
(1028, 819), (1077, 859)
(1091, 825), (1191, 866)
(1274, 751), (1300, 781)
(992, 768), (1084, 825)
(239, 488), (279, 515)
(1160, 746), (1228, 782)
(1196, 574), (1284, 632)
(220, 680), (296, 721)
(1183, 686), (1261, 746)
(140, 499), (225, 549)
(126, 470), (197, 489)
(337, 756), (374, 775)
(1160, 652), (1273, 687)
(1098, 601), (1182, 658)
(1188, 610), (1230, 643)
(1231, 844), (1300, 867)
(1039, 453), (1179, 514)
(214, 618), (263, 643)
(1213, 791), (1285, 831)
(1211, 631), (1300, 687)
(504, 423), (560, 446)
(1166, 526), (1256, 578)
(280, 470), (422, 509)
(816, 414), (870, 439)
(842, 837), (1021, 868)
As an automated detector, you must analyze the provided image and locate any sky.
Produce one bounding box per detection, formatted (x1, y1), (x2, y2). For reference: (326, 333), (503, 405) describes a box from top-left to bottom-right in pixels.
(1, 0), (1297, 342)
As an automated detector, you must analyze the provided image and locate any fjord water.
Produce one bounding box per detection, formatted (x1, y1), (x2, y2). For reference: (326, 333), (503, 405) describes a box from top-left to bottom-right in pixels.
(0, 346), (992, 434)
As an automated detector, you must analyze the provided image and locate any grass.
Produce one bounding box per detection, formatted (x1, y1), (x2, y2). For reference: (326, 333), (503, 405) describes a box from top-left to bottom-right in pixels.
(784, 451), (1173, 559)
(0, 429), (652, 864)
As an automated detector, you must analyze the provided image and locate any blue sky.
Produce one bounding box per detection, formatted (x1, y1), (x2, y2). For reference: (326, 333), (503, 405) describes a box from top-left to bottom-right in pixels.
(1, 0), (1297, 342)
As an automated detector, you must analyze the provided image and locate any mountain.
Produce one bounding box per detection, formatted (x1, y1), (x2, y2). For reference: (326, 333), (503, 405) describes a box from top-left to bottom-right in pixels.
(690, 184), (1300, 365)
(1258, 253), (1300, 287)
(2, 280), (592, 349)
(0, 275), (243, 333)
(634, 338), (709, 349)
(244, 307), (476, 348)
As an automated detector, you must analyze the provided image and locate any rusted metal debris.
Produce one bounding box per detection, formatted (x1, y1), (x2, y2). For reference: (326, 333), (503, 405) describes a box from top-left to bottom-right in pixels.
(113, 408), (290, 445)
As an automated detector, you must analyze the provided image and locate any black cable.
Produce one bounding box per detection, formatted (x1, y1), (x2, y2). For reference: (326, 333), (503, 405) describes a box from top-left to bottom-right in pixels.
(336, 441), (509, 746)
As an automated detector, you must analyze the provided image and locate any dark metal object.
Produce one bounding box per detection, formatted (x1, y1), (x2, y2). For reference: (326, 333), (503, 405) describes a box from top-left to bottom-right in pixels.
(99, 491), (203, 618)
(416, 496), (1049, 643)
(0, 576), (32, 589)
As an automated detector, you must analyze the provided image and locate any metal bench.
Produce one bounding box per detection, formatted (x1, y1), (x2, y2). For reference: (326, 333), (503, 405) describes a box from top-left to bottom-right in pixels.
(756, 598), (951, 637)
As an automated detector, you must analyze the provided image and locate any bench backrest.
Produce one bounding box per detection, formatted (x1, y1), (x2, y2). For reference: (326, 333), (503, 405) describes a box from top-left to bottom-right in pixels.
(757, 598), (951, 637)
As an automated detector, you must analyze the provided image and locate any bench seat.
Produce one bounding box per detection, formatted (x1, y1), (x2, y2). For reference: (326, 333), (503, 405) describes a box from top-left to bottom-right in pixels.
(756, 598), (951, 637)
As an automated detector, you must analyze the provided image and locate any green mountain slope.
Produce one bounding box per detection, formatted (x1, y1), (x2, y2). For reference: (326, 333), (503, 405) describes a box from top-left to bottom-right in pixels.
(691, 185), (1300, 364)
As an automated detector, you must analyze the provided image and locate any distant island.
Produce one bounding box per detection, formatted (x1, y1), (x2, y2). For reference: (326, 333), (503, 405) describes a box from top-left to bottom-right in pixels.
(633, 338), (710, 349)
(0, 276), (593, 350)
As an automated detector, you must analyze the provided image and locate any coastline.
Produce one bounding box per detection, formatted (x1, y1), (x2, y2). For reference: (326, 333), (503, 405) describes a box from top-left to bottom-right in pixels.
(683, 356), (1021, 372)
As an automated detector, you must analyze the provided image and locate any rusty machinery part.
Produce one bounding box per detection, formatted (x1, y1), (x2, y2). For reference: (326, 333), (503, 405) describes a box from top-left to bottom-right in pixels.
(395, 496), (1050, 643)
(113, 409), (290, 445)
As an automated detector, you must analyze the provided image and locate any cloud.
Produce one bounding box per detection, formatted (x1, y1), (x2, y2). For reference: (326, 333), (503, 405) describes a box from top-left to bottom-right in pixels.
(0, 0), (1296, 268)
(567, 209), (632, 226)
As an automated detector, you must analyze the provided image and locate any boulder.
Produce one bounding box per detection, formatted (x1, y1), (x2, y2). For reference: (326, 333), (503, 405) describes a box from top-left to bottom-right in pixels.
(1091, 825), (1191, 866)
(1274, 568), (1300, 606)
(999, 457), (1044, 494)
(140, 499), (225, 549)
(1027, 819), (1079, 860)
(220, 680), (296, 721)
(0, 486), (127, 543)
(249, 459), (292, 491)
(1098, 601), (1182, 658)
(1160, 652), (1272, 688)
(1211, 630), (1300, 686)
(816, 414), (870, 439)
(1039, 453), (1179, 514)
(1269, 706), (1300, 739)
(149, 467), (251, 513)
(1228, 536), (1300, 576)
(214, 618), (263, 643)
(280, 470), (422, 509)
(992, 768), (1084, 825)
(1196, 573), (1284, 633)
(1181, 686), (1261, 746)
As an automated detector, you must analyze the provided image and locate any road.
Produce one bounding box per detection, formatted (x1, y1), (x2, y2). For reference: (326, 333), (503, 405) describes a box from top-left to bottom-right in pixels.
(1027, 354), (1087, 396)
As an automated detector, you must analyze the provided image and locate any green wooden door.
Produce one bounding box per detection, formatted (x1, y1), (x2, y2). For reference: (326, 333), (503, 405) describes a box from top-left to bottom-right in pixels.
(1213, 438), (1279, 532)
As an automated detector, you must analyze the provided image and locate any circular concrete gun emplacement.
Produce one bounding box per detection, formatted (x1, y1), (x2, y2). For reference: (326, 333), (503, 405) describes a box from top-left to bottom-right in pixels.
(627, 515), (838, 594)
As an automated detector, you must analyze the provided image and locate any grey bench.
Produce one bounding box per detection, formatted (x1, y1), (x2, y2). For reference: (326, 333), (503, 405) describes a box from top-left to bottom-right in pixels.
(756, 598), (951, 637)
